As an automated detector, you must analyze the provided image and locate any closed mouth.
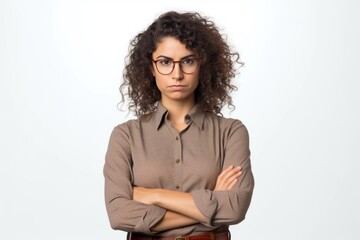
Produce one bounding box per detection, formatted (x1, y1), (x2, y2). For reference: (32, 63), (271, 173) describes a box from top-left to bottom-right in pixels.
(168, 85), (186, 88)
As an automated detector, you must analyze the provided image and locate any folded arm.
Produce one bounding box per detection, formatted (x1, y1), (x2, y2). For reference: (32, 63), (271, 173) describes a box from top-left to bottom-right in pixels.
(133, 121), (254, 228)
(104, 126), (167, 234)
(191, 121), (254, 226)
(133, 165), (242, 231)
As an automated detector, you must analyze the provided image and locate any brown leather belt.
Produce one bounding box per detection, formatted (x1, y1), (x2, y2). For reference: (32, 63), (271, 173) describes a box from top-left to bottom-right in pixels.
(128, 230), (230, 240)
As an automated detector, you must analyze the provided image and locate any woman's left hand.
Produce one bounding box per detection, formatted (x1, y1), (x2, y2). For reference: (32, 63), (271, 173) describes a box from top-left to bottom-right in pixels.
(214, 165), (242, 191)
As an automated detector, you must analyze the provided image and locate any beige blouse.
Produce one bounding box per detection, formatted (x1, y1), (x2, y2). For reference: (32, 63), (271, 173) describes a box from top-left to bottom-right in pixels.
(103, 103), (254, 236)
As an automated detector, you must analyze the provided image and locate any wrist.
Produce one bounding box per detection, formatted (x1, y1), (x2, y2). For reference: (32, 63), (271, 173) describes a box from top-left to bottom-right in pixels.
(152, 188), (163, 205)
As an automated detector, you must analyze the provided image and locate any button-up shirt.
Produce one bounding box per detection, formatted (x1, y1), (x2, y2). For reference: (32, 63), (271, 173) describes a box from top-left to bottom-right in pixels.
(103, 103), (254, 236)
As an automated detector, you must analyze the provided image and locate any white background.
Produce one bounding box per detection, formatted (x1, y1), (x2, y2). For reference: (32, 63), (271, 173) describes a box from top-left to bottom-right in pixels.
(1, 0), (359, 239)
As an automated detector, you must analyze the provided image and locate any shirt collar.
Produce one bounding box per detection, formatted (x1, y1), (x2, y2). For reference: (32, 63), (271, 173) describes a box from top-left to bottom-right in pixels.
(154, 102), (206, 130)
(154, 103), (168, 130)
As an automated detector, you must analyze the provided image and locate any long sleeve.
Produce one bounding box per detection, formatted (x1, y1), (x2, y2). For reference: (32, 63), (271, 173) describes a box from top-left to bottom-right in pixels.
(191, 120), (254, 226)
(103, 125), (166, 234)
(104, 105), (254, 236)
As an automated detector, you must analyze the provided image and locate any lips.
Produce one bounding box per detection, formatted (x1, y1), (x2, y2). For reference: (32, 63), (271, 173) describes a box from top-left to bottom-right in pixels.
(168, 85), (186, 90)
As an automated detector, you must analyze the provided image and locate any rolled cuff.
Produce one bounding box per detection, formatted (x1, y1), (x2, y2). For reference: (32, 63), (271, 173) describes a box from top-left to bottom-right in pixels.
(191, 189), (218, 227)
(133, 205), (167, 234)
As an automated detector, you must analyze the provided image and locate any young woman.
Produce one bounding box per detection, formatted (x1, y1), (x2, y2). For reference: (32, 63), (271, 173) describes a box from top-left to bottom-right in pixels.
(104, 11), (254, 240)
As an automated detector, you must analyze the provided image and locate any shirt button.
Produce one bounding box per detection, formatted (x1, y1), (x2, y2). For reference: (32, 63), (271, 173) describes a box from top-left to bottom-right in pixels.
(175, 136), (179, 140)
(176, 159), (180, 163)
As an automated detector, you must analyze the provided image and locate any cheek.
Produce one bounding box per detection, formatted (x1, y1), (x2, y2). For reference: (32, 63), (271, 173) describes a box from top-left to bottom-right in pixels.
(154, 76), (165, 89)
(192, 74), (200, 88)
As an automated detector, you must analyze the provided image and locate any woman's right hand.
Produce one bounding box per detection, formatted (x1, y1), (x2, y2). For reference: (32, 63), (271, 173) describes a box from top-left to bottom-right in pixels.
(214, 165), (242, 191)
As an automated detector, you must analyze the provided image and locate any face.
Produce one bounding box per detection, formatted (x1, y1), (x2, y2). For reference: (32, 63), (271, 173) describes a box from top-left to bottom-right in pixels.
(152, 37), (200, 106)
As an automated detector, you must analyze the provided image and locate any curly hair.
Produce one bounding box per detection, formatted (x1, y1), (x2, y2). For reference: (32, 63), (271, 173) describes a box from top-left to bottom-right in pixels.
(120, 11), (243, 116)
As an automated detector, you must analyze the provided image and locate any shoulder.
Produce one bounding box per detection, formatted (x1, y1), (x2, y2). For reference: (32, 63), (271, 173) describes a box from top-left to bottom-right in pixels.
(113, 119), (138, 133)
(205, 112), (247, 129)
(112, 111), (157, 134)
(204, 113), (249, 140)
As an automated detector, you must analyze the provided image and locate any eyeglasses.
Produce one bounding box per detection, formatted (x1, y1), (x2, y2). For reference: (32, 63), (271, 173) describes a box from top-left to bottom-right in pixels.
(152, 58), (199, 75)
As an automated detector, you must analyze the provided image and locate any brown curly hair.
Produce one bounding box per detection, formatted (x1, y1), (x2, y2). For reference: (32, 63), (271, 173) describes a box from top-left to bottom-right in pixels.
(120, 11), (243, 116)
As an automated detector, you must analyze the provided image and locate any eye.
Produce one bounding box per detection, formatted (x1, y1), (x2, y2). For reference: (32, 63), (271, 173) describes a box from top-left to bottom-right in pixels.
(158, 59), (173, 66)
(182, 58), (195, 65)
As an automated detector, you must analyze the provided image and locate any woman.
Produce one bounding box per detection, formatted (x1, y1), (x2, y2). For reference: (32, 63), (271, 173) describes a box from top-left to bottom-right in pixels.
(104, 11), (254, 240)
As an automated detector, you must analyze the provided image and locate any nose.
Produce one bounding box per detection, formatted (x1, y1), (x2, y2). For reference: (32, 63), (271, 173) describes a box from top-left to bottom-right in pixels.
(172, 62), (184, 80)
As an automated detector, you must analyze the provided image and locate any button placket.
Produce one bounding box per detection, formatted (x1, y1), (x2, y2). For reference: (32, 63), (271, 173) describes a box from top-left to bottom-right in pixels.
(174, 133), (182, 191)
(164, 119), (183, 191)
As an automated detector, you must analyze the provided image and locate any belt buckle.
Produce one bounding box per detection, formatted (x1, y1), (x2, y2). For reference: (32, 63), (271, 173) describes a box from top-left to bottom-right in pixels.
(175, 237), (185, 240)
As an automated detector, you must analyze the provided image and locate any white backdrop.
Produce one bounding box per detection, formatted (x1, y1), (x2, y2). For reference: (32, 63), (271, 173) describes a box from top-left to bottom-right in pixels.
(1, 0), (359, 239)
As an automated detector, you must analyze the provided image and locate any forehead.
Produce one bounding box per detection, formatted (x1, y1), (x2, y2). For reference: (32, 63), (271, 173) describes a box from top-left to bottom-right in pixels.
(153, 37), (194, 58)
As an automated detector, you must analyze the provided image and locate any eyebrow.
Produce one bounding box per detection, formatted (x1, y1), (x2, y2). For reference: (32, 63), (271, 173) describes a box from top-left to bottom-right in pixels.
(155, 54), (196, 60)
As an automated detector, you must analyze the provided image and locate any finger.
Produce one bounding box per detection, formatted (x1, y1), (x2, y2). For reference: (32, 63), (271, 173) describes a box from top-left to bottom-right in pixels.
(218, 165), (234, 177)
(227, 178), (238, 190)
(221, 166), (242, 180)
(224, 170), (241, 184)
(222, 170), (242, 189)
(215, 166), (242, 191)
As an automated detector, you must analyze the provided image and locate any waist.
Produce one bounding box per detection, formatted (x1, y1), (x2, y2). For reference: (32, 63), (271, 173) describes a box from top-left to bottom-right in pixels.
(128, 230), (230, 240)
